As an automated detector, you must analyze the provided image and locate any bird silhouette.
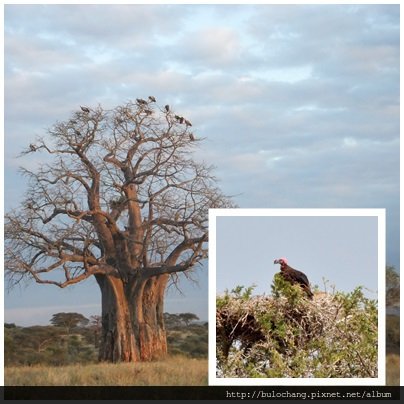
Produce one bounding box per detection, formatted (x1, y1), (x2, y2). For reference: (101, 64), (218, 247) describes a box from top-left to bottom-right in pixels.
(136, 98), (147, 105)
(189, 133), (195, 141)
(184, 119), (192, 127)
(29, 144), (37, 152)
(165, 105), (170, 112)
(175, 115), (185, 124)
(148, 96), (156, 102)
(80, 106), (90, 113)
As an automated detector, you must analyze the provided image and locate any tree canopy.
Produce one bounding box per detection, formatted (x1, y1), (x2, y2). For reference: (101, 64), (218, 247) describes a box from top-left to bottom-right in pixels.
(217, 282), (378, 378)
(5, 100), (232, 289)
(50, 312), (89, 332)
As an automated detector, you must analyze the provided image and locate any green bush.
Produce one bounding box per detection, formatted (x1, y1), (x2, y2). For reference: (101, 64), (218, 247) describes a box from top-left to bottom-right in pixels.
(216, 284), (378, 378)
(5, 311), (207, 366)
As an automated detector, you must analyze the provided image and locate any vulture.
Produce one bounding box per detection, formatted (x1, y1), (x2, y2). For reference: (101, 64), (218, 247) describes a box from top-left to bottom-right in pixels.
(165, 104), (170, 112)
(29, 144), (37, 152)
(136, 98), (147, 105)
(274, 258), (313, 299)
(175, 115), (184, 124)
(184, 119), (192, 127)
(80, 106), (90, 113)
(148, 95), (156, 102)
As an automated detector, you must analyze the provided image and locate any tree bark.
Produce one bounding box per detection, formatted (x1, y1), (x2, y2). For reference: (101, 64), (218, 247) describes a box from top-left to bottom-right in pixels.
(96, 272), (168, 362)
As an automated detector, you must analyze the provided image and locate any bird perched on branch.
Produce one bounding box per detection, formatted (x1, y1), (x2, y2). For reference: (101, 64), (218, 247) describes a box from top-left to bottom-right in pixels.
(29, 144), (37, 152)
(80, 106), (90, 113)
(148, 96), (156, 102)
(274, 257), (313, 299)
(165, 104), (170, 112)
(136, 98), (147, 105)
(175, 115), (185, 124)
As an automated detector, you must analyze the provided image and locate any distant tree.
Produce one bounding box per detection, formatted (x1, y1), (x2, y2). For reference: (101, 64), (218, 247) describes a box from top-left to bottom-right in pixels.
(386, 266), (400, 357)
(50, 312), (89, 333)
(88, 315), (102, 348)
(163, 313), (182, 329)
(4, 323), (17, 329)
(18, 326), (63, 356)
(386, 265), (399, 307)
(89, 315), (102, 329)
(165, 319), (208, 358)
(89, 314), (102, 329)
(4, 328), (18, 365)
(5, 99), (233, 362)
(179, 312), (199, 326)
(6, 324), (98, 366)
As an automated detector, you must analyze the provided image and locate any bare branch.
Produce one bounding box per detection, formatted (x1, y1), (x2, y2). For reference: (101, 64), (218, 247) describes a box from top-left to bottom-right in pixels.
(5, 100), (234, 290)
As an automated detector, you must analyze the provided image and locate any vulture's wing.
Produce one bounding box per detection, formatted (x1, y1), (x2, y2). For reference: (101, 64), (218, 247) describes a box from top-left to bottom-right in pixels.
(292, 269), (310, 287)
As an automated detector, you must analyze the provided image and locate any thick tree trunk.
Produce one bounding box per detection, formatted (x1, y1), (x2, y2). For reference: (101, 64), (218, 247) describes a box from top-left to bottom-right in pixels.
(95, 272), (169, 362)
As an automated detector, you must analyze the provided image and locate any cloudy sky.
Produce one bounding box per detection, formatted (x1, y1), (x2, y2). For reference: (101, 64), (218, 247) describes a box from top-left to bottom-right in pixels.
(3, 4), (400, 325)
(215, 213), (380, 298)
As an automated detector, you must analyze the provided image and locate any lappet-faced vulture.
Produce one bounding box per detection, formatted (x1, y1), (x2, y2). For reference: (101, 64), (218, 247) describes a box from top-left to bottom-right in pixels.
(274, 257), (313, 299)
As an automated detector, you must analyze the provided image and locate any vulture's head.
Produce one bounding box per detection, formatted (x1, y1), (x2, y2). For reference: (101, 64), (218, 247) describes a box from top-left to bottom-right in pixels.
(274, 257), (288, 266)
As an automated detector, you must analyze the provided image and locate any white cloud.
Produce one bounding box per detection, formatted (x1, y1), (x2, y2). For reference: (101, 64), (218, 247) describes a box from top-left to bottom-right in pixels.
(181, 27), (243, 68)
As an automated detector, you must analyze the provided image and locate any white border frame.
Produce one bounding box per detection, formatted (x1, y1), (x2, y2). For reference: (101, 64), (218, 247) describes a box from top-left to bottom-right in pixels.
(208, 208), (386, 386)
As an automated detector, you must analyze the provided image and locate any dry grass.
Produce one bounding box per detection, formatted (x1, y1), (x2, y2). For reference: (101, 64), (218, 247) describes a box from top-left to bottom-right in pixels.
(5, 355), (207, 386)
(386, 353), (400, 386)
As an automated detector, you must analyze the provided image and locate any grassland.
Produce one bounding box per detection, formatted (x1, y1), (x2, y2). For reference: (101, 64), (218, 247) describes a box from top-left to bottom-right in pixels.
(5, 355), (208, 386)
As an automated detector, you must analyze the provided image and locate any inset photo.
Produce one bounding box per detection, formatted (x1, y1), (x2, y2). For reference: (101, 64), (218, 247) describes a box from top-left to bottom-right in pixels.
(209, 208), (386, 386)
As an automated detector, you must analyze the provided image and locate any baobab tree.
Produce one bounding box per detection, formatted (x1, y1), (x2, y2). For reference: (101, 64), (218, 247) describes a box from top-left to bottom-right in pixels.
(5, 98), (232, 362)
